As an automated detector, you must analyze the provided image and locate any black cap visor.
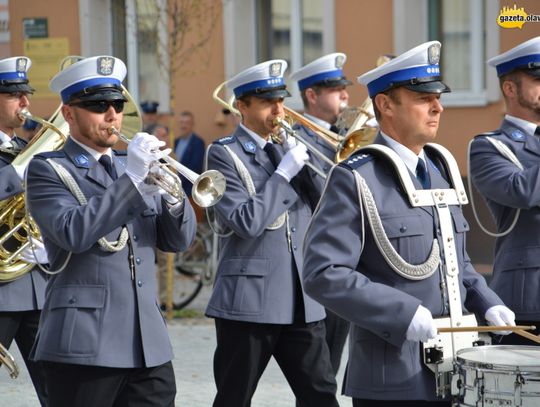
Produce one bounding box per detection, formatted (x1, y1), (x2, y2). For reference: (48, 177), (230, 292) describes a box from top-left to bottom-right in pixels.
(403, 80), (451, 94)
(241, 86), (291, 100)
(311, 76), (352, 89)
(69, 86), (128, 104)
(0, 81), (35, 94)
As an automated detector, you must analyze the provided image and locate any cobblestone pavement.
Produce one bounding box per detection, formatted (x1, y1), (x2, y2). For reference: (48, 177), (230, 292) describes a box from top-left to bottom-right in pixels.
(0, 286), (352, 407)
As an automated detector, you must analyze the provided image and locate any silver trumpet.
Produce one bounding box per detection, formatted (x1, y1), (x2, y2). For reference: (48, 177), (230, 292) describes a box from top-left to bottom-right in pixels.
(0, 341), (19, 379)
(108, 126), (226, 208)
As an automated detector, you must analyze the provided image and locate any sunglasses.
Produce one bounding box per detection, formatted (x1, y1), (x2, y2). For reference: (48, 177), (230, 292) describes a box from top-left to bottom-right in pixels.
(71, 100), (125, 114)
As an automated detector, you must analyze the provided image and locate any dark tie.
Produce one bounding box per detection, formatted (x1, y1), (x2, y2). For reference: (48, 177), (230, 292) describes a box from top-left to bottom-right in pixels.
(416, 158), (430, 189)
(535, 126), (540, 136)
(99, 155), (117, 180)
(330, 124), (340, 134)
(263, 142), (284, 169)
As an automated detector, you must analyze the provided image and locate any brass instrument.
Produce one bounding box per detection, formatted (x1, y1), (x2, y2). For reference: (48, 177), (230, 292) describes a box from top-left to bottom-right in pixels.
(0, 340), (20, 379)
(110, 87), (226, 208)
(213, 81), (240, 117)
(0, 107), (68, 282)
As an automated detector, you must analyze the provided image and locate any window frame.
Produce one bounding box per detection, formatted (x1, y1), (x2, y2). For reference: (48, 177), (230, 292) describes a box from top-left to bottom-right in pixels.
(393, 0), (500, 107)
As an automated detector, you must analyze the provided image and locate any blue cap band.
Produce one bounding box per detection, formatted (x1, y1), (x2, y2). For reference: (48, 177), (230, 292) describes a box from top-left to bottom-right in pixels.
(234, 77), (285, 98)
(297, 69), (344, 90)
(367, 64), (440, 97)
(0, 71), (27, 82)
(496, 53), (540, 77)
(61, 77), (122, 103)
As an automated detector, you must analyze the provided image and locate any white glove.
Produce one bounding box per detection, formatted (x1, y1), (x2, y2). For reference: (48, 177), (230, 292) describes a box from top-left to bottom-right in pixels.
(20, 239), (48, 265)
(406, 305), (437, 342)
(282, 133), (297, 152)
(275, 143), (309, 182)
(485, 305), (516, 335)
(12, 164), (26, 181)
(126, 132), (170, 186)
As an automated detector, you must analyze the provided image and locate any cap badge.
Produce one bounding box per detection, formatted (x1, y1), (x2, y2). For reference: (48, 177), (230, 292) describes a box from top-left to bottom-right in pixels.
(97, 57), (114, 76)
(335, 55), (345, 68)
(269, 62), (282, 77)
(428, 44), (441, 65)
(16, 58), (27, 72)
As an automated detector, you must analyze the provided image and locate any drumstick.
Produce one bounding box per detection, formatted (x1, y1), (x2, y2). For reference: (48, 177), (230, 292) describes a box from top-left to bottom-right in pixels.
(513, 329), (540, 345)
(437, 325), (535, 333)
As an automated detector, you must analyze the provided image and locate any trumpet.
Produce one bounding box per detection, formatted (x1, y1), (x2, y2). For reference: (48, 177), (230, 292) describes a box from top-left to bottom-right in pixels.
(0, 341), (19, 379)
(108, 127), (226, 208)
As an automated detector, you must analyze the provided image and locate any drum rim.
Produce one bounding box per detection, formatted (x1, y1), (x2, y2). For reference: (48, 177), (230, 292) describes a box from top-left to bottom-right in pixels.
(456, 345), (540, 372)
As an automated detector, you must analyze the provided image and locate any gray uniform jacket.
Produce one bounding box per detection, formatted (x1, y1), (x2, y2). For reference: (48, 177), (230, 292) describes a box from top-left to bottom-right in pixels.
(0, 136), (47, 312)
(26, 138), (197, 367)
(303, 134), (503, 401)
(205, 126), (325, 324)
(470, 118), (540, 320)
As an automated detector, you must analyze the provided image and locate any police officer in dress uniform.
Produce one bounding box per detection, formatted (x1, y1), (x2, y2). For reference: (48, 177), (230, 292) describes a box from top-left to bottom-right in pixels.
(25, 56), (197, 407)
(0, 56), (49, 406)
(290, 53), (352, 375)
(470, 36), (540, 345)
(205, 60), (339, 407)
(302, 41), (515, 407)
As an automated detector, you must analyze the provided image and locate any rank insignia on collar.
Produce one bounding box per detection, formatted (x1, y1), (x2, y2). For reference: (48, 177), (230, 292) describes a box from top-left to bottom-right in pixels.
(510, 130), (525, 141)
(74, 154), (90, 167)
(244, 141), (256, 153)
(97, 57), (114, 76)
(269, 62), (282, 77)
(16, 58), (26, 72)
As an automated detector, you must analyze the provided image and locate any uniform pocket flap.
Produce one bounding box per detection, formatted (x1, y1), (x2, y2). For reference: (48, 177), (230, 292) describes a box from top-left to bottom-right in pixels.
(452, 211), (470, 233)
(49, 285), (106, 309)
(382, 214), (424, 238)
(498, 247), (540, 271)
(219, 257), (269, 277)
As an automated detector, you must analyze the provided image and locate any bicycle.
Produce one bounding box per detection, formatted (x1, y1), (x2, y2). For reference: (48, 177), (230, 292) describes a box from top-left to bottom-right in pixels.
(172, 221), (217, 310)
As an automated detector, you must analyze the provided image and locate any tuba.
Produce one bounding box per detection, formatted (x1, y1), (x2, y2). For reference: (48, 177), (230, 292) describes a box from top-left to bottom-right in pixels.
(0, 106), (68, 282)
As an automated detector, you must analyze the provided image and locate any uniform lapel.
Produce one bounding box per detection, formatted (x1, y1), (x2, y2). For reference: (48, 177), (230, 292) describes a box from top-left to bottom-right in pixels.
(64, 138), (111, 188)
(236, 127), (275, 176)
(501, 119), (540, 158)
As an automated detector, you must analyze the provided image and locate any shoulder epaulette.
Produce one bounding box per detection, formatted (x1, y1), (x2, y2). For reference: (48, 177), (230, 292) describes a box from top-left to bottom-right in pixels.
(339, 152), (374, 170)
(113, 149), (127, 156)
(474, 130), (501, 139)
(213, 135), (236, 145)
(34, 151), (66, 159)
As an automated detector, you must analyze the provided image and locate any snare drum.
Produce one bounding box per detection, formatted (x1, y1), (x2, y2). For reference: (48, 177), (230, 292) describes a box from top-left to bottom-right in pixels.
(452, 345), (540, 406)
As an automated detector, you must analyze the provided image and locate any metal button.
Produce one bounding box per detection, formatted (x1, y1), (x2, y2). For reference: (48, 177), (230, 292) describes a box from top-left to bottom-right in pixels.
(132, 235), (138, 241)
(240, 267), (246, 272)
(137, 280), (143, 287)
(135, 257), (141, 265)
(293, 245), (297, 251)
(291, 227), (296, 232)
(400, 226), (407, 233)
(68, 297), (76, 305)
(283, 199), (290, 204)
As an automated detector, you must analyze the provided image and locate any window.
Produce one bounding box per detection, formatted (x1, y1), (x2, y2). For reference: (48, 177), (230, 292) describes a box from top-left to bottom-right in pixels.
(394, 0), (500, 106)
(222, 0), (334, 109)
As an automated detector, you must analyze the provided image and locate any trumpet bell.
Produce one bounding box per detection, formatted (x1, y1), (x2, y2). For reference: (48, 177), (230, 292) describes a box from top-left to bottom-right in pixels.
(337, 127), (379, 162)
(192, 170), (226, 208)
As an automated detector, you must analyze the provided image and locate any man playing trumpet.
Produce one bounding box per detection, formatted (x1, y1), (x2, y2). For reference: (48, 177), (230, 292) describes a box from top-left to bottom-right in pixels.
(26, 55), (196, 407)
(205, 59), (338, 407)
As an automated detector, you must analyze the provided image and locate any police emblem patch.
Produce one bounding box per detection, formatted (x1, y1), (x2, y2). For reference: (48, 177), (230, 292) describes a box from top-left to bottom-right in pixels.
(269, 62), (282, 77)
(244, 141), (256, 153)
(335, 55), (345, 68)
(428, 44), (441, 65)
(16, 58), (26, 72)
(74, 154), (90, 167)
(510, 130), (525, 141)
(97, 57), (114, 76)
